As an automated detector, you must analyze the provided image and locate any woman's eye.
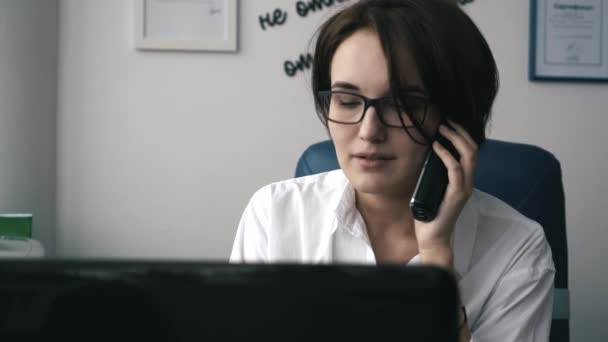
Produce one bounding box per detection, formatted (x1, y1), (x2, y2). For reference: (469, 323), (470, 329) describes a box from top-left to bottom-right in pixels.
(338, 101), (360, 107)
(379, 101), (399, 113)
(333, 95), (361, 107)
(403, 99), (425, 112)
(404, 105), (421, 113)
(385, 102), (398, 110)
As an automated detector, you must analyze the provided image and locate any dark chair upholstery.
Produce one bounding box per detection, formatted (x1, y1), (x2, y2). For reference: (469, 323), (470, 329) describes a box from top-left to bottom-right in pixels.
(295, 139), (569, 342)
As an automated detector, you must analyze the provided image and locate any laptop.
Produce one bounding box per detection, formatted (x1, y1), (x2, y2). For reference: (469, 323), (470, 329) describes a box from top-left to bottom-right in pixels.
(0, 260), (459, 341)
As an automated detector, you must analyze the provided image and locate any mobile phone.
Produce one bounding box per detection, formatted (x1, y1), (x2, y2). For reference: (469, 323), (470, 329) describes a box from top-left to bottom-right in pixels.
(409, 130), (460, 222)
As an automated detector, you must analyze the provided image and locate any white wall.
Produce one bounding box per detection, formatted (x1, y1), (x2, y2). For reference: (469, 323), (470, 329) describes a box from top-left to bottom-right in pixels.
(57, 0), (334, 258)
(0, 0), (58, 254)
(56, 0), (607, 340)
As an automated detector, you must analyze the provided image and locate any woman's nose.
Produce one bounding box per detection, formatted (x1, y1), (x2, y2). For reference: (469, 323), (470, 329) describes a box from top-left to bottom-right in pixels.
(358, 106), (386, 142)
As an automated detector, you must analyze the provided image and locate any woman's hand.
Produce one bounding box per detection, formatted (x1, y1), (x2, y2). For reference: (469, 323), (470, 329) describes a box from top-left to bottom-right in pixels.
(414, 120), (479, 270)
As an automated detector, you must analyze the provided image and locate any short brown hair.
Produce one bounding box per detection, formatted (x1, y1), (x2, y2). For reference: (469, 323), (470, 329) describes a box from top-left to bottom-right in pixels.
(312, 0), (499, 145)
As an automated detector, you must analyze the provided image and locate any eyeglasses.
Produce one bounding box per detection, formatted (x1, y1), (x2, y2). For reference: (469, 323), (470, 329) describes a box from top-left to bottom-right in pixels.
(318, 90), (431, 144)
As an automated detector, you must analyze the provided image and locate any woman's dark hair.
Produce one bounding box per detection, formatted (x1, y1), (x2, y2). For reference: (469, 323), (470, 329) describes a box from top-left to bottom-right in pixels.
(312, 0), (499, 145)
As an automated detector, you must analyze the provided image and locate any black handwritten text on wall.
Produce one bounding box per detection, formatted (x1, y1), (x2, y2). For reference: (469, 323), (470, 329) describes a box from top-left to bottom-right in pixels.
(257, 0), (352, 77)
(284, 53), (314, 77)
(259, 8), (288, 30)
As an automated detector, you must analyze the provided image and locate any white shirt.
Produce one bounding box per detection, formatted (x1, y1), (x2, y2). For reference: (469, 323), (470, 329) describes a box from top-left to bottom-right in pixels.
(230, 170), (555, 342)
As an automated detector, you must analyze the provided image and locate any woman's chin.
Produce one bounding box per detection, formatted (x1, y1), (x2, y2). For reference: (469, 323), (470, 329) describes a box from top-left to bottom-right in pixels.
(348, 172), (416, 198)
(351, 178), (397, 195)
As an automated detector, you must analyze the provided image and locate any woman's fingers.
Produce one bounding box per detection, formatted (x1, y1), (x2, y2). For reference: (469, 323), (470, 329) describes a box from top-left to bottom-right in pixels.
(447, 120), (477, 150)
(440, 121), (478, 192)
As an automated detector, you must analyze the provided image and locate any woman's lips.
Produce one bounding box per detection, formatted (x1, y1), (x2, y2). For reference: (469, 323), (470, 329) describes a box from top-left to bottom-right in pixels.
(353, 154), (394, 168)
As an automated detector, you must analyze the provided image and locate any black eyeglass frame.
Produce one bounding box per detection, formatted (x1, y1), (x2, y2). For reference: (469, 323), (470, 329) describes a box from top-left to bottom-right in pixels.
(317, 90), (433, 145)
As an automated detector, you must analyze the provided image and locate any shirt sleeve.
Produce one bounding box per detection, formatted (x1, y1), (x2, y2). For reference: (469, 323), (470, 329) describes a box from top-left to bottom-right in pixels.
(229, 188), (270, 263)
(470, 229), (556, 342)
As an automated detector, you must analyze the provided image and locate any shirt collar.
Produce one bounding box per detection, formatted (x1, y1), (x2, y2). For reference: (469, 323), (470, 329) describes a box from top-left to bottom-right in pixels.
(333, 177), (365, 238)
(332, 171), (479, 278)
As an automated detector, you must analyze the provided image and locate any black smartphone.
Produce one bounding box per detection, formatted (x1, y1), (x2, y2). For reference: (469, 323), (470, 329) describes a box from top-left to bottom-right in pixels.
(409, 129), (460, 222)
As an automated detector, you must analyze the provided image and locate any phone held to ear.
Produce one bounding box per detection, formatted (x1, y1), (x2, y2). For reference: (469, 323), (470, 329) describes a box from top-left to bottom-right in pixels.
(410, 131), (461, 222)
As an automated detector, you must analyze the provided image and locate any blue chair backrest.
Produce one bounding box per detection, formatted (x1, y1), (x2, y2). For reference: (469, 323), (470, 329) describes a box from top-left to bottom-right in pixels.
(295, 139), (569, 342)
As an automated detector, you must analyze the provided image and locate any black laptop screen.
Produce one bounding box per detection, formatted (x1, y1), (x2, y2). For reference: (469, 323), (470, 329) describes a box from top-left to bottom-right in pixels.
(0, 261), (459, 341)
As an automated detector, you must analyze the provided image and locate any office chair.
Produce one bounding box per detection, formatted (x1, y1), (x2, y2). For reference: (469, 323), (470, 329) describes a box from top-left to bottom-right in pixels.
(295, 139), (569, 342)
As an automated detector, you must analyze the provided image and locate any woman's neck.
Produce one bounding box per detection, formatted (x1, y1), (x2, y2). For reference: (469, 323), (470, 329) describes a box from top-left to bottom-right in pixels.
(355, 190), (416, 238)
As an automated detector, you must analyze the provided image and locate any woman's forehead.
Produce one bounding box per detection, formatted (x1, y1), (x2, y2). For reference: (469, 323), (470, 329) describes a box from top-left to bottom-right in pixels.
(330, 29), (424, 95)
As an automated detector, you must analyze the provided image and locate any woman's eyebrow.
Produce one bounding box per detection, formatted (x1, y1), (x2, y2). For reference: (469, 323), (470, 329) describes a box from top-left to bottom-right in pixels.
(331, 81), (360, 91)
(403, 85), (427, 94)
(330, 82), (427, 96)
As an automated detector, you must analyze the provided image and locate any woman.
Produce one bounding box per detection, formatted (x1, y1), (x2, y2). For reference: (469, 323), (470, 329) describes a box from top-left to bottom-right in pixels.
(231, 1), (555, 341)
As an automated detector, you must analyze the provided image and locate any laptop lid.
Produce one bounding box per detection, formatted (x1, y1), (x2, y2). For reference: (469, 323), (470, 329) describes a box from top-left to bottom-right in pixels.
(0, 261), (459, 341)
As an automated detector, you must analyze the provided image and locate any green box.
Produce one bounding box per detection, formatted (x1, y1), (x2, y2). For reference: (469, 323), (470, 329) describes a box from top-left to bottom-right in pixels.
(0, 214), (33, 238)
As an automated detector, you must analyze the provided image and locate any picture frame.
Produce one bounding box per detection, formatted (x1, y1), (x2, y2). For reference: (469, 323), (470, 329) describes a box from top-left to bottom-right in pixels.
(135, 0), (238, 52)
(529, 0), (608, 82)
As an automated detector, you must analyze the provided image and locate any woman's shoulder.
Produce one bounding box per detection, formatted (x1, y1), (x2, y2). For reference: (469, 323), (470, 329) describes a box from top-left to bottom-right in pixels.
(236, 170), (348, 262)
(253, 169), (348, 202)
(472, 189), (544, 237)
(470, 189), (554, 270)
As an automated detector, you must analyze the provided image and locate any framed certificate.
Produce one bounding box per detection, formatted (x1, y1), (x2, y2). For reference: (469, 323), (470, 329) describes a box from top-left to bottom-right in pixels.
(529, 0), (608, 82)
(135, 0), (238, 52)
